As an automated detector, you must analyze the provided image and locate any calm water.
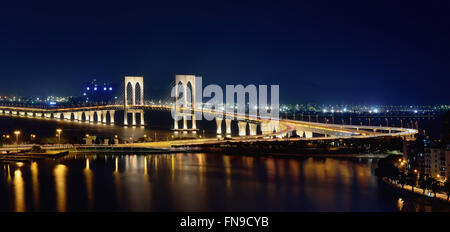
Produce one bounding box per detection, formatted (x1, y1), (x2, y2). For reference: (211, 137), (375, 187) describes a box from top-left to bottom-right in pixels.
(0, 153), (446, 212)
(0, 114), (447, 212)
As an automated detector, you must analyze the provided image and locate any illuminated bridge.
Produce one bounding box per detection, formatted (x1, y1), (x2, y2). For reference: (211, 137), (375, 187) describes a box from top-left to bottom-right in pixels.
(0, 75), (418, 148)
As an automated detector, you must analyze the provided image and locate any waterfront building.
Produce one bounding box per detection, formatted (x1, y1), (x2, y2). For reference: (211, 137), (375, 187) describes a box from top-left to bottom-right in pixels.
(446, 147), (450, 181)
(424, 142), (446, 181)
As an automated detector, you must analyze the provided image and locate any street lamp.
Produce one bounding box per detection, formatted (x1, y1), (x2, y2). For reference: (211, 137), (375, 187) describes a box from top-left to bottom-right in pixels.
(56, 129), (62, 145)
(14, 130), (21, 151)
(30, 134), (36, 143)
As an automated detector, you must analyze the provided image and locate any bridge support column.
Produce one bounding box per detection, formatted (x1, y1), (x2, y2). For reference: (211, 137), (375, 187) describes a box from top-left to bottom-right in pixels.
(132, 112), (136, 125)
(183, 115), (187, 130)
(174, 118), (179, 130)
(238, 121), (247, 136)
(216, 118), (223, 134)
(109, 110), (115, 124)
(225, 119), (232, 134)
(96, 111), (101, 123)
(89, 111), (95, 122)
(249, 123), (257, 136)
(305, 131), (313, 138)
(64, 112), (71, 120)
(140, 111), (144, 125)
(192, 113), (196, 130)
(102, 110), (107, 123)
(296, 130), (304, 137)
(261, 122), (270, 135)
(124, 111), (128, 125)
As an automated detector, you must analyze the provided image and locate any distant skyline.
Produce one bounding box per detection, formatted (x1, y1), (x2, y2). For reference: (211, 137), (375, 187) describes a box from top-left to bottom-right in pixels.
(0, 1), (449, 105)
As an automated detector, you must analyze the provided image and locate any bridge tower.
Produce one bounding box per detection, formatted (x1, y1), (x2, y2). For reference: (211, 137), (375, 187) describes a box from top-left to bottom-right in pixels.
(173, 75), (198, 132)
(124, 76), (145, 126)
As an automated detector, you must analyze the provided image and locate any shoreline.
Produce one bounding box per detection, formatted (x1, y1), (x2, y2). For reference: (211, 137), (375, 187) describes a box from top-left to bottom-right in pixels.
(381, 177), (450, 206)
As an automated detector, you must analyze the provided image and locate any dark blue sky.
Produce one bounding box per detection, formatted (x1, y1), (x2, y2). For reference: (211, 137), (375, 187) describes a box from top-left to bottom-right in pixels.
(0, 0), (449, 104)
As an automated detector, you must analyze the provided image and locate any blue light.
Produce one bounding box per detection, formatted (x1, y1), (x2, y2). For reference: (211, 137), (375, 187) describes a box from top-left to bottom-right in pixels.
(103, 87), (107, 91)
(86, 87), (90, 90)
(49, 101), (56, 105)
(94, 87), (97, 91)
(109, 87), (113, 91)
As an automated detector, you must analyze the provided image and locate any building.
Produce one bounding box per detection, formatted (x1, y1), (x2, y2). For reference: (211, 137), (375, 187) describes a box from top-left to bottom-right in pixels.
(446, 147), (450, 181)
(403, 138), (425, 174)
(424, 141), (446, 182)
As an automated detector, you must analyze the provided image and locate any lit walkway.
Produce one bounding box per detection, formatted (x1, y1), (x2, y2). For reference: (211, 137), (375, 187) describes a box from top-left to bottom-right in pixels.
(385, 178), (450, 202)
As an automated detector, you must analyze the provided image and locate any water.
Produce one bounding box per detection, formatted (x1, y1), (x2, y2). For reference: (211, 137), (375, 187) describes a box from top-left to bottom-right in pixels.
(0, 114), (447, 211)
(0, 153), (447, 212)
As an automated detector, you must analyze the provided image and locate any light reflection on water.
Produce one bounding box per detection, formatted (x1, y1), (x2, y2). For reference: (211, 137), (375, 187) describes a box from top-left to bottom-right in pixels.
(54, 164), (68, 212)
(13, 169), (25, 212)
(0, 153), (446, 212)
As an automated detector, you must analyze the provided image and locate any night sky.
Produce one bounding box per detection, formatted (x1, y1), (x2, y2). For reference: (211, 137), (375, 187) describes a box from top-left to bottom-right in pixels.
(0, 0), (449, 105)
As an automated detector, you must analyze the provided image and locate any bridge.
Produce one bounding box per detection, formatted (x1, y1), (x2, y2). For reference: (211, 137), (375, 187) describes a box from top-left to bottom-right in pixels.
(0, 75), (418, 148)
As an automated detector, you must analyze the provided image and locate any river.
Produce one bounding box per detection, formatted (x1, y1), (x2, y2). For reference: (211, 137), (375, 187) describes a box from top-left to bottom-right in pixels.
(0, 114), (448, 212)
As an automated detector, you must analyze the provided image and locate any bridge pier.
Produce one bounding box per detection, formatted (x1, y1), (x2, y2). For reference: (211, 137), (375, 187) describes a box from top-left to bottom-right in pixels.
(249, 123), (257, 136)
(95, 111), (101, 123)
(225, 119), (232, 134)
(132, 111), (136, 125)
(238, 121), (247, 136)
(124, 110), (143, 126)
(109, 110), (115, 124)
(216, 118), (223, 134)
(123, 76), (145, 127)
(64, 112), (71, 120)
(174, 118), (179, 130)
(89, 111), (95, 122)
(183, 115), (188, 129)
(305, 131), (313, 138)
(102, 110), (107, 123)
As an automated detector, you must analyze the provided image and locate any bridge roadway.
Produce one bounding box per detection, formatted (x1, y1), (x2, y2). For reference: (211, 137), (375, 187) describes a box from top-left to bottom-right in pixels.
(0, 104), (418, 149)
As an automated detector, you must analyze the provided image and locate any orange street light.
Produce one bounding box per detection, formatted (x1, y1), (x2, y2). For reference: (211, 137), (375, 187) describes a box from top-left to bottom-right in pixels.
(14, 130), (21, 150)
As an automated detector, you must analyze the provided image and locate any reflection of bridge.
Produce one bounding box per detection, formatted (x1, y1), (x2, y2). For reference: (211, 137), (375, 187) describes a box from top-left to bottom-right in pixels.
(0, 75), (418, 147)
